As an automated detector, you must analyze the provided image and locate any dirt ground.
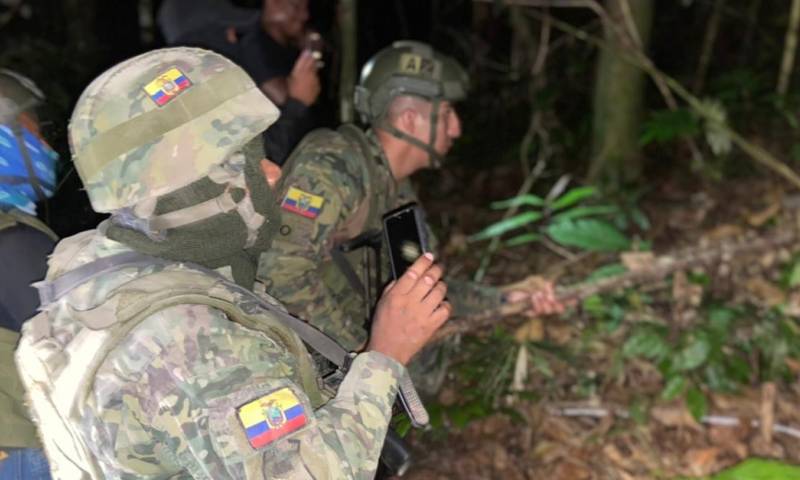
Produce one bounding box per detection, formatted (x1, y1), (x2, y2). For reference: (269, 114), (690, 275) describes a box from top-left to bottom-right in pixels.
(402, 174), (800, 479)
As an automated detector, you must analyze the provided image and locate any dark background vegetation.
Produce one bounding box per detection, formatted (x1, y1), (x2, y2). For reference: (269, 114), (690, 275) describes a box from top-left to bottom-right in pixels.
(6, 2), (800, 477)
(3, 0), (799, 238)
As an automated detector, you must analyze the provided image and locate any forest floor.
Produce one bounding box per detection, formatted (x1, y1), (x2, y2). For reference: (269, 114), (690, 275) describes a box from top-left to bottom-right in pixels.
(404, 168), (800, 479)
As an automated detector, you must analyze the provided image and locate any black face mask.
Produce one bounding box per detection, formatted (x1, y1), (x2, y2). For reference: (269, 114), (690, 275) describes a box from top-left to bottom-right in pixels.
(107, 137), (280, 288)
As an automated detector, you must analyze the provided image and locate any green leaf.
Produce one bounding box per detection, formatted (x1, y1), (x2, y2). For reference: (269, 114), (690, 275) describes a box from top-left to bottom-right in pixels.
(673, 336), (711, 372)
(448, 400), (491, 429)
(532, 354), (554, 378)
(704, 458), (800, 479)
(725, 356), (751, 385)
(686, 386), (708, 421)
(622, 327), (670, 362)
(630, 208), (651, 231)
(704, 363), (730, 392)
(789, 260), (800, 287)
(639, 108), (700, 146)
(587, 263), (628, 282)
(551, 205), (620, 223)
(549, 186), (598, 211)
(505, 233), (541, 247)
(490, 194), (546, 210)
(629, 398), (648, 425)
(661, 374), (687, 400)
(708, 307), (736, 334)
(469, 211), (543, 242)
(546, 219), (631, 252)
(582, 294), (607, 318)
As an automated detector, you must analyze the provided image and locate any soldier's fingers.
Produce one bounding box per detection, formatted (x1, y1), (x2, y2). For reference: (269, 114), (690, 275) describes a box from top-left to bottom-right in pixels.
(393, 253), (434, 294)
(381, 279), (398, 295)
(504, 290), (529, 304)
(422, 281), (447, 311)
(260, 159), (281, 188)
(408, 263), (444, 301)
(430, 301), (452, 327)
(295, 50), (316, 72)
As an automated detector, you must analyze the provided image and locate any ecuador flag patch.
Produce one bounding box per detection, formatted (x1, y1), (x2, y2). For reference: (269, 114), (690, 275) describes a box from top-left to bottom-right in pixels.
(237, 388), (307, 449)
(143, 67), (192, 107)
(281, 186), (324, 219)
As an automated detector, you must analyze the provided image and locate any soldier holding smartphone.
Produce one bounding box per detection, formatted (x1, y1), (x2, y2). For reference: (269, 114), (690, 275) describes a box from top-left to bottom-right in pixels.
(257, 42), (564, 393)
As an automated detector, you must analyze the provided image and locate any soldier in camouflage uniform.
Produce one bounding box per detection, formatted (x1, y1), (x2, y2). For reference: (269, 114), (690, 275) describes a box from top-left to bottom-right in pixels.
(0, 69), (57, 480)
(15, 47), (450, 479)
(258, 41), (563, 358)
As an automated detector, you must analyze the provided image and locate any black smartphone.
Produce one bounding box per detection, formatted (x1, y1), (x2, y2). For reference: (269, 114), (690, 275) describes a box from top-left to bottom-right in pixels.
(383, 203), (429, 280)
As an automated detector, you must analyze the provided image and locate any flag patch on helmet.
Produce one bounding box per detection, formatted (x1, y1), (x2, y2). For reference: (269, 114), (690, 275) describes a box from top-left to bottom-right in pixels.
(144, 67), (192, 106)
(237, 387), (307, 449)
(281, 186), (324, 219)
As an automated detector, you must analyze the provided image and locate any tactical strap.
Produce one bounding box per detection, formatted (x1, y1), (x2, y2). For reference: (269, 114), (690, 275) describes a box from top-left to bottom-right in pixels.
(34, 251), (347, 365)
(147, 190), (240, 231)
(377, 119), (444, 169)
(35, 250), (430, 427)
(0, 174), (55, 191)
(334, 125), (379, 311)
(76, 68), (254, 182)
(330, 246), (367, 301)
(35, 251), (168, 306)
(12, 125), (48, 202)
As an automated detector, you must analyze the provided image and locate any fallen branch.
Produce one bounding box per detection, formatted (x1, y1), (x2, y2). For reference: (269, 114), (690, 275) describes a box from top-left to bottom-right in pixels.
(547, 404), (800, 440)
(436, 226), (800, 340)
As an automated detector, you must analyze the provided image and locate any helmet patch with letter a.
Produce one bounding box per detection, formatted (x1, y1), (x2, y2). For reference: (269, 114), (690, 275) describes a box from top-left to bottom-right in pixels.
(399, 53), (439, 78)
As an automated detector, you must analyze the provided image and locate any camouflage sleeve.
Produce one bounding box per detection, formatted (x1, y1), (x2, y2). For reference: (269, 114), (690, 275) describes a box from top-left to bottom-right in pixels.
(446, 278), (504, 318)
(257, 149), (365, 337)
(102, 304), (401, 479)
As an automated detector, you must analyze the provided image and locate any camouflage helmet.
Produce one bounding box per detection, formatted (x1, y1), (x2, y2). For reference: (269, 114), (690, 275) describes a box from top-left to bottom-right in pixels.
(69, 47), (279, 213)
(354, 40), (468, 122)
(0, 69), (45, 123)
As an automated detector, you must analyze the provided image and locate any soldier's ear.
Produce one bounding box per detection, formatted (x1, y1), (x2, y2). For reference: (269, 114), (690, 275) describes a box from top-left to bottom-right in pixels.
(397, 108), (422, 135)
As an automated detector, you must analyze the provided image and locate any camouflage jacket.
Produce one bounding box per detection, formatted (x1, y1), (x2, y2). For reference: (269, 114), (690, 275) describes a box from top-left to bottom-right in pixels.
(17, 230), (404, 479)
(257, 126), (502, 351)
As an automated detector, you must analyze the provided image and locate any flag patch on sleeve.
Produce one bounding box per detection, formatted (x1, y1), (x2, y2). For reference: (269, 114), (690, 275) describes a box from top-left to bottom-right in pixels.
(281, 186), (325, 219)
(237, 387), (307, 449)
(143, 67), (192, 107)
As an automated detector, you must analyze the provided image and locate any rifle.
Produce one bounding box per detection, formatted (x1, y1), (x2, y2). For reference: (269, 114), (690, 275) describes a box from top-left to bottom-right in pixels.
(433, 226), (800, 342)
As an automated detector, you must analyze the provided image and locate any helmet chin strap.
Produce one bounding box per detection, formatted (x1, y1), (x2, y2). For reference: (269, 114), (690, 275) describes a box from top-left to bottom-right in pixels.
(377, 97), (444, 169)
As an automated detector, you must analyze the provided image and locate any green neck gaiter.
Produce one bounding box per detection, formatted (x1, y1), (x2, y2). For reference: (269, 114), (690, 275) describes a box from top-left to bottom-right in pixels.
(106, 139), (279, 289)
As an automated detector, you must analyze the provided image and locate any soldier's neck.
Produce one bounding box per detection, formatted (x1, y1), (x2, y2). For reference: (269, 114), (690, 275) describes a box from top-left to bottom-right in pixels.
(376, 129), (422, 182)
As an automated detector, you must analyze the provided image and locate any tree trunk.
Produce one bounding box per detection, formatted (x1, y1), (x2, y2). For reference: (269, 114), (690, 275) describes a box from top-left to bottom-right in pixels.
(693, 0), (725, 94)
(588, 0), (654, 187)
(338, 0), (357, 123)
(777, 0), (800, 96)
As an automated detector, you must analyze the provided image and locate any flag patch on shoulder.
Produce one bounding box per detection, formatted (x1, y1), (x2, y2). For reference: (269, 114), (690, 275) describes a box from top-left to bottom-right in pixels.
(281, 186), (324, 219)
(237, 387), (307, 449)
(143, 67), (192, 107)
